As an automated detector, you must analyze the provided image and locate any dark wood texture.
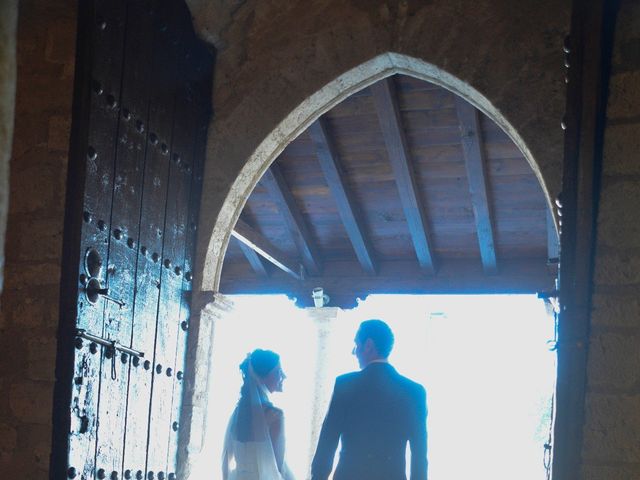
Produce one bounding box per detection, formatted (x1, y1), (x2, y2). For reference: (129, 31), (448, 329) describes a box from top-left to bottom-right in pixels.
(236, 237), (270, 278)
(222, 258), (553, 309)
(371, 77), (437, 274)
(221, 74), (556, 308)
(261, 164), (323, 275)
(93, 0), (152, 470)
(308, 118), (377, 275)
(552, 0), (617, 478)
(455, 97), (498, 274)
(233, 218), (302, 279)
(52, 1), (213, 478)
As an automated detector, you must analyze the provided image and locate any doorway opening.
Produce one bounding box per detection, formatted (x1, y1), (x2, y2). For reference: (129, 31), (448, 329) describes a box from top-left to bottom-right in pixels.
(195, 294), (556, 479)
(193, 70), (558, 479)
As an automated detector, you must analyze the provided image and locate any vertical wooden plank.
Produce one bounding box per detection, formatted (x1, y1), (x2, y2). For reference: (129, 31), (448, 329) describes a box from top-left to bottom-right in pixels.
(93, 1), (156, 478)
(64, 1), (129, 478)
(120, 0), (175, 477)
(146, 4), (197, 475)
(167, 52), (214, 471)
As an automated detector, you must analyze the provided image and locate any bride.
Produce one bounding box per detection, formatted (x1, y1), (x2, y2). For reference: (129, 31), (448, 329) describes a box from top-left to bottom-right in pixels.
(222, 349), (295, 480)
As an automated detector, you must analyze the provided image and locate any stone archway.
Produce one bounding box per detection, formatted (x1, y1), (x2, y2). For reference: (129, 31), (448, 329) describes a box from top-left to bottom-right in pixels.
(190, 0), (570, 295)
(200, 53), (559, 293)
(180, 2), (569, 475)
(182, 53), (565, 480)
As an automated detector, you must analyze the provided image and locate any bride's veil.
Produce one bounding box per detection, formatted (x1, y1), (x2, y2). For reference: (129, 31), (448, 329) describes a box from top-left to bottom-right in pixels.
(222, 358), (283, 480)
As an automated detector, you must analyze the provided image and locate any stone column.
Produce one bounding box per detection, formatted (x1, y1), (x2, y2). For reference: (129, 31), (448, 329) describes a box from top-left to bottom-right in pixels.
(306, 306), (341, 472)
(179, 291), (234, 480)
(0, 0), (17, 296)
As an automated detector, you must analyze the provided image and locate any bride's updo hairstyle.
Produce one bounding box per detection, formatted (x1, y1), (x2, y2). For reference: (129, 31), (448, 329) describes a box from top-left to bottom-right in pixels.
(240, 349), (280, 379)
(237, 349), (280, 441)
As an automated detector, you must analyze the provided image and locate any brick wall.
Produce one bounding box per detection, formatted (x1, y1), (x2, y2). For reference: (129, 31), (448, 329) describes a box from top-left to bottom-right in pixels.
(0, 0), (76, 477)
(582, 1), (640, 478)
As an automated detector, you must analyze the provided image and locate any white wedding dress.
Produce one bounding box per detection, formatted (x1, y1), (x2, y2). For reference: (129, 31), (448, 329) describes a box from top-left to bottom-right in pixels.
(222, 371), (295, 480)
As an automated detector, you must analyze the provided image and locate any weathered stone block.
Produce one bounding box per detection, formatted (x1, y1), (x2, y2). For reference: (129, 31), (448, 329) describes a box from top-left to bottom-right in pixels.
(26, 335), (56, 381)
(592, 247), (640, 286)
(582, 393), (640, 463)
(0, 423), (17, 462)
(3, 263), (61, 290)
(47, 114), (71, 152)
(586, 332), (640, 389)
(597, 179), (640, 249)
(591, 291), (640, 328)
(611, 0), (640, 73)
(5, 293), (48, 328)
(9, 381), (53, 424)
(8, 164), (58, 214)
(583, 464), (640, 480)
(6, 216), (63, 262)
(17, 423), (53, 470)
(0, 331), (26, 378)
(603, 123), (640, 176)
(608, 71), (640, 120)
(45, 20), (76, 67)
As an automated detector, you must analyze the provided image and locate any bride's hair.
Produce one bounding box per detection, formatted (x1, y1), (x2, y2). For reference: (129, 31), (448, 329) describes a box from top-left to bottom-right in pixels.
(239, 349), (280, 378)
(237, 349), (280, 441)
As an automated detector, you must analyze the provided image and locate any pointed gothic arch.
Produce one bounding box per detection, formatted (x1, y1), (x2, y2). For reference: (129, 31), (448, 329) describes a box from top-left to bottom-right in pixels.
(180, 52), (560, 477)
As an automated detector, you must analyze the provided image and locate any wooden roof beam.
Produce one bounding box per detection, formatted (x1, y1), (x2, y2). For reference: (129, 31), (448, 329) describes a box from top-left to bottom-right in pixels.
(232, 218), (302, 280)
(308, 118), (378, 275)
(370, 77), (437, 275)
(234, 236), (270, 278)
(454, 97), (498, 275)
(261, 164), (323, 276)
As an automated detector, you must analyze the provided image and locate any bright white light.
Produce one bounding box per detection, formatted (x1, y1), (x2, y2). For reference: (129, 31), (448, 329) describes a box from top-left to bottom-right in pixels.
(194, 294), (555, 480)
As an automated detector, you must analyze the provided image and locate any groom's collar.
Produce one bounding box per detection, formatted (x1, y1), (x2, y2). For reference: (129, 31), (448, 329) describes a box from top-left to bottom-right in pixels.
(369, 358), (389, 365)
(362, 358), (390, 370)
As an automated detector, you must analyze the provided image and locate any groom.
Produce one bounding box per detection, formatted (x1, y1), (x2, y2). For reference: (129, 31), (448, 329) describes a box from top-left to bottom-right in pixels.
(311, 319), (428, 480)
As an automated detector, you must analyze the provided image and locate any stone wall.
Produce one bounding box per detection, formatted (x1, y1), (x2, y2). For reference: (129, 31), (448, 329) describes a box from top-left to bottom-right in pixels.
(187, 0), (571, 292)
(582, 1), (640, 477)
(1, 1), (639, 479)
(0, 0), (76, 476)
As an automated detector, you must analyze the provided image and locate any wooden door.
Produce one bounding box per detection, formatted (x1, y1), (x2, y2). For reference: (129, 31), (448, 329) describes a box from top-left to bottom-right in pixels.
(552, 0), (617, 478)
(52, 1), (213, 479)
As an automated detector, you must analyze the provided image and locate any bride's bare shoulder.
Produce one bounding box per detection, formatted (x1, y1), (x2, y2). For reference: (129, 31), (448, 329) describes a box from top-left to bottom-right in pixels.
(264, 405), (284, 423)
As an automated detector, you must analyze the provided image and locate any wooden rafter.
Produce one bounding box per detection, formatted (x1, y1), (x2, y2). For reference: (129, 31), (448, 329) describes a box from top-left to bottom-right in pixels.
(308, 118), (377, 275)
(232, 218), (302, 280)
(454, 97), (498, 274)
(261, 164), (322, 275)
(234, 236), (270, 278)
(370, 77), (436, 275)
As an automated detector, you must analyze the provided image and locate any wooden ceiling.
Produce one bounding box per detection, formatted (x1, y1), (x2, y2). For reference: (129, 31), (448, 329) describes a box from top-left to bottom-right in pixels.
(220, 74), (558, 308)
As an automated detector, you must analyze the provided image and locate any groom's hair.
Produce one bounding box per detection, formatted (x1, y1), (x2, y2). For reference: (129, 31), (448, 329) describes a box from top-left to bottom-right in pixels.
(357, 319), (394, 358)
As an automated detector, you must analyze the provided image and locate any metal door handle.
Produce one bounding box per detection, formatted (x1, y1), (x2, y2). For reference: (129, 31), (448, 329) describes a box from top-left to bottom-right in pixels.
(76, 329), (144, 358)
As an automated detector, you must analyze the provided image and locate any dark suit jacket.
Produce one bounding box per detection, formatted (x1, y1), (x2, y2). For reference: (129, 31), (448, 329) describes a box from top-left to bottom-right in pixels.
(311, 362), (427, 480)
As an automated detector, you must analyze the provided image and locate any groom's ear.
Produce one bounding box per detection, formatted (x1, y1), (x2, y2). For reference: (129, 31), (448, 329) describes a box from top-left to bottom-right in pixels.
(363, 338), (377, 355)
